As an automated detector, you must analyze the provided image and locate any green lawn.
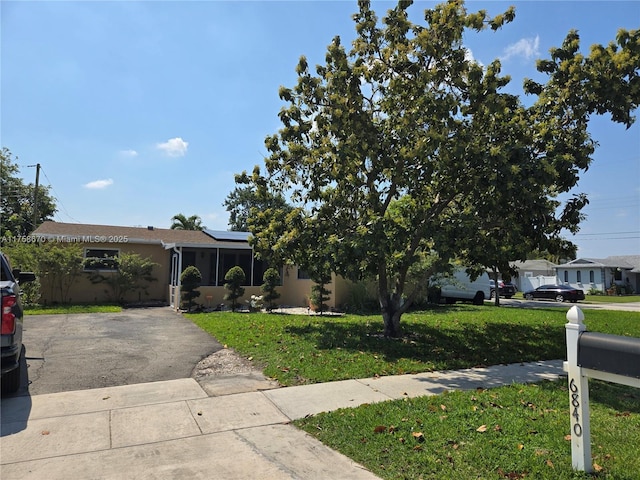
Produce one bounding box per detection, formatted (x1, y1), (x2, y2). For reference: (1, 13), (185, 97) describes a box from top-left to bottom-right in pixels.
(24, 304), (122, 315)
(584, 294), (640, 304)
(295, 380), (640, 479)
(188, 306), (640, 479)
(188, 306), (640, 386)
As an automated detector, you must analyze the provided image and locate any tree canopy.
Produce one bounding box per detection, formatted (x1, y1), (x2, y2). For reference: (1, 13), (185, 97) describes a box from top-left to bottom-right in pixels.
(1, 147), (56, 236)
(224, 168), (293, 232)
(244, 0), (639, 336)
(170, 213), (204, 231)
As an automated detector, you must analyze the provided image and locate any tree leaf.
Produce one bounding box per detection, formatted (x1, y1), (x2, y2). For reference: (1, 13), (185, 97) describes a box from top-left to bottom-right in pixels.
(476, 425), (488, 433)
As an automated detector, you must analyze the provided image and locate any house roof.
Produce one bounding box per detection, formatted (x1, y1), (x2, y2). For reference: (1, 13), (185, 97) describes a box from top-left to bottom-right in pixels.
(33, 221), (226, 247)
(557, 255), (640, 273)
(511, 259), (557, 271)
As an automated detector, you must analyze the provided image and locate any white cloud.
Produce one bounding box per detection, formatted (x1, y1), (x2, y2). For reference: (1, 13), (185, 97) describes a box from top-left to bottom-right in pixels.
(119, 149), (138, 157)
(156, 137), (189, 157)
(501, 35), (540, 62)
(84, 179), (114, 189)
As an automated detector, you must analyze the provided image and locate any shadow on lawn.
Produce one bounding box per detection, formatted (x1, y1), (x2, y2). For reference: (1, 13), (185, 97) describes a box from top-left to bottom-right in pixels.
(285, 314), (566, 371)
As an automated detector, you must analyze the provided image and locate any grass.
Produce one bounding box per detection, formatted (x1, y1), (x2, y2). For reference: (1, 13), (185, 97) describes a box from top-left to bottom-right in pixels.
(294, 380), (640, 479)
(512, 293), (640, 303)
(584, 295), (640, 304)
(24, 304), (122, 315)
(188, 305), (640, 478)
(188, 306), (640, 386)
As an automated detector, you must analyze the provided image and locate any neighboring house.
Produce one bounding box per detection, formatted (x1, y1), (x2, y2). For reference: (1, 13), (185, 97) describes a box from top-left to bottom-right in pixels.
(555, 256), (640, 294)
(510, 259), (559, 292)
(32, 221), (351, 309)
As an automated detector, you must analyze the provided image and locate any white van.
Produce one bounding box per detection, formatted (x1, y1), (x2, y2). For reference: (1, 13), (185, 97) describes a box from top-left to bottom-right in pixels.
(438, 268), (491, 305)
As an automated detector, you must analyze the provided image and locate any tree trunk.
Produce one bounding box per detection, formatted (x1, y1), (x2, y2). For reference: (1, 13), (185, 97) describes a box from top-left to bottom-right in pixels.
(380, 291), (405, 337)
(492, 266), (500, 307)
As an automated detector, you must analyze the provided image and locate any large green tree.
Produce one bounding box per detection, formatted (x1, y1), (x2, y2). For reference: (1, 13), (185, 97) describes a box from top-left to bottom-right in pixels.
(224, 168), (293, 232)
(249, 0), (639, 337)
(1, 148), (56, 236)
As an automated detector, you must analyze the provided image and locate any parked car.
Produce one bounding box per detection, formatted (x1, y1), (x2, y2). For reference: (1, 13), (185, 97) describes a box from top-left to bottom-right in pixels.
(1, 252), (36, 393)
(523, 284), (585, 303)
(489, 279), (517, 299)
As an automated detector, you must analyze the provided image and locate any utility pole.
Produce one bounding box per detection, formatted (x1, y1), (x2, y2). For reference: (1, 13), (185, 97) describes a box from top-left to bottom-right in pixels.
(28, 163), (40, 230)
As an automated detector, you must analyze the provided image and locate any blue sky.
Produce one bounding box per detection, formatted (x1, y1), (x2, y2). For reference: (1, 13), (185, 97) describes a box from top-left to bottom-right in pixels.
(2, 0), (638, 258)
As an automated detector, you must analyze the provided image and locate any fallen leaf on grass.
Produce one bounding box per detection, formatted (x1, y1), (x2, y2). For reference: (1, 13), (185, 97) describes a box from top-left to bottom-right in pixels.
(476, 425), (488, 433)
(440, 404), (447, 411)
(615, 411), (631, 417)
(517, 444), (524, 450)
(412, 432), (425, 442)
(546, 459), (554, 468)
(564, 434), (572, 441)
(374, 425), (387, 434)
(594, 463), (604, 472)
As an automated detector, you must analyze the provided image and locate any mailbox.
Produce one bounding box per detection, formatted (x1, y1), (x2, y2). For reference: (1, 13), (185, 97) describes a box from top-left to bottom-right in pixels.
(578, 332), (640, 379)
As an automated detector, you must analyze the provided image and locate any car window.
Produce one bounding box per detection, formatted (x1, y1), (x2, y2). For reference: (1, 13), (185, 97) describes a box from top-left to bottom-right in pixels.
(0, 256), (10, 281)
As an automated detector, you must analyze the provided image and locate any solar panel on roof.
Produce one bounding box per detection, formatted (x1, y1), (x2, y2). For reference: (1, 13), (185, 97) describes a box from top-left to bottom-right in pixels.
(203, 229), (250, 242)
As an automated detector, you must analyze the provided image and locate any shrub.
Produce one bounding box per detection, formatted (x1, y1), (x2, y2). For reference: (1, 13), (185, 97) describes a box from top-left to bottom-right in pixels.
(261, 268), (281, 312)
(310, 273), (332, 315)
(89, 252), (159, 304)
(180, 266), (202, 312)
(224, 266), (245, 312)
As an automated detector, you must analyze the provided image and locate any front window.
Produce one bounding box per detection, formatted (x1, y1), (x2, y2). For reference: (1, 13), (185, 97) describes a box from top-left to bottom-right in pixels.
(564, 270), (568, 283)
(589, 270), (594, 283)
(577, 271), (582, 283)
(84, 248), (119, 271)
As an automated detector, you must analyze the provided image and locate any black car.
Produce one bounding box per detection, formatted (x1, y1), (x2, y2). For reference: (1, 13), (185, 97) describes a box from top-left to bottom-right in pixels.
(524, 284), (585, 303)
(489, 279), (517, 299)
(1, 252), (35, 393)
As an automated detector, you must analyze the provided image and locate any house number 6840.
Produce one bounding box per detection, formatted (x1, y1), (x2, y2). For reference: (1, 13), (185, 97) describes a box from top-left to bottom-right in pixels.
(569, 378), (583, 437)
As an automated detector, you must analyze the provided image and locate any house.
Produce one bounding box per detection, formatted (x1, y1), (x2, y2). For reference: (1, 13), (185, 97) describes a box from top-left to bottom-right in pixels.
(510, 259), (559, 292)
(32, 221), (351, 309)
(555, 256), (640, 294)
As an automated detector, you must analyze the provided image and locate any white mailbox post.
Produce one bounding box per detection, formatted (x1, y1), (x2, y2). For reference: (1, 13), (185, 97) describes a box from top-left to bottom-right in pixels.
(564, 306), (640, 473)
(564, 306), (592, 472)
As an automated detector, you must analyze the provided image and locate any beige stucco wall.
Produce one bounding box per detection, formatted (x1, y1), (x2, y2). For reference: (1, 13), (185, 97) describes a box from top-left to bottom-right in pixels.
(38, 242), (360, 310)
(186, 267), (349, 310)
(39, 242), (170, 305)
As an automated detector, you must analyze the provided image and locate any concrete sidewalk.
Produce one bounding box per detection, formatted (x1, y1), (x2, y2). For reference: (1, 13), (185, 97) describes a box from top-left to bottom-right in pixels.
(1, 360), (564, 479)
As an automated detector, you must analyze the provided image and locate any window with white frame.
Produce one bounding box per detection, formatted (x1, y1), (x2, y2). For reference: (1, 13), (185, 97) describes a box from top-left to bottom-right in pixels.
(577, 271), (582, 283)
(589, 270), (595, 283)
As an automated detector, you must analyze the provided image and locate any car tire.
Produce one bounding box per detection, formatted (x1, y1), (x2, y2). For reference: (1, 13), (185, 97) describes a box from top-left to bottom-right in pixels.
(472, 292), (484, 305)
(505, 295), (512, 299)
(525, 293), (534, 300)
(555, 294), (565, 303)
(490, 290), (495, 299)
(1, 365), (21, 394)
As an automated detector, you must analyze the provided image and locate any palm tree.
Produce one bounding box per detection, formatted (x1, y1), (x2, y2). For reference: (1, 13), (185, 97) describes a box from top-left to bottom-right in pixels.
(170, 214), (204, 231)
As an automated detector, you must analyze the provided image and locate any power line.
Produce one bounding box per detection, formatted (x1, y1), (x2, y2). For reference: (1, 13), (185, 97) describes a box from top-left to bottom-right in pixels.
(39, 167), (82, 224)
(574, 231), (640, 237)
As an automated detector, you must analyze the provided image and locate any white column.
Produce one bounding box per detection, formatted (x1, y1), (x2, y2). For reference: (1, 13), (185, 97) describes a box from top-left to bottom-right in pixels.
(565, 306), (592, 473)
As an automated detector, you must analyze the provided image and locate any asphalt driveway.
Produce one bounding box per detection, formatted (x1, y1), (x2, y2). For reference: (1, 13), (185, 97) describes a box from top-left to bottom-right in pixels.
(10, 307), (221, 397)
